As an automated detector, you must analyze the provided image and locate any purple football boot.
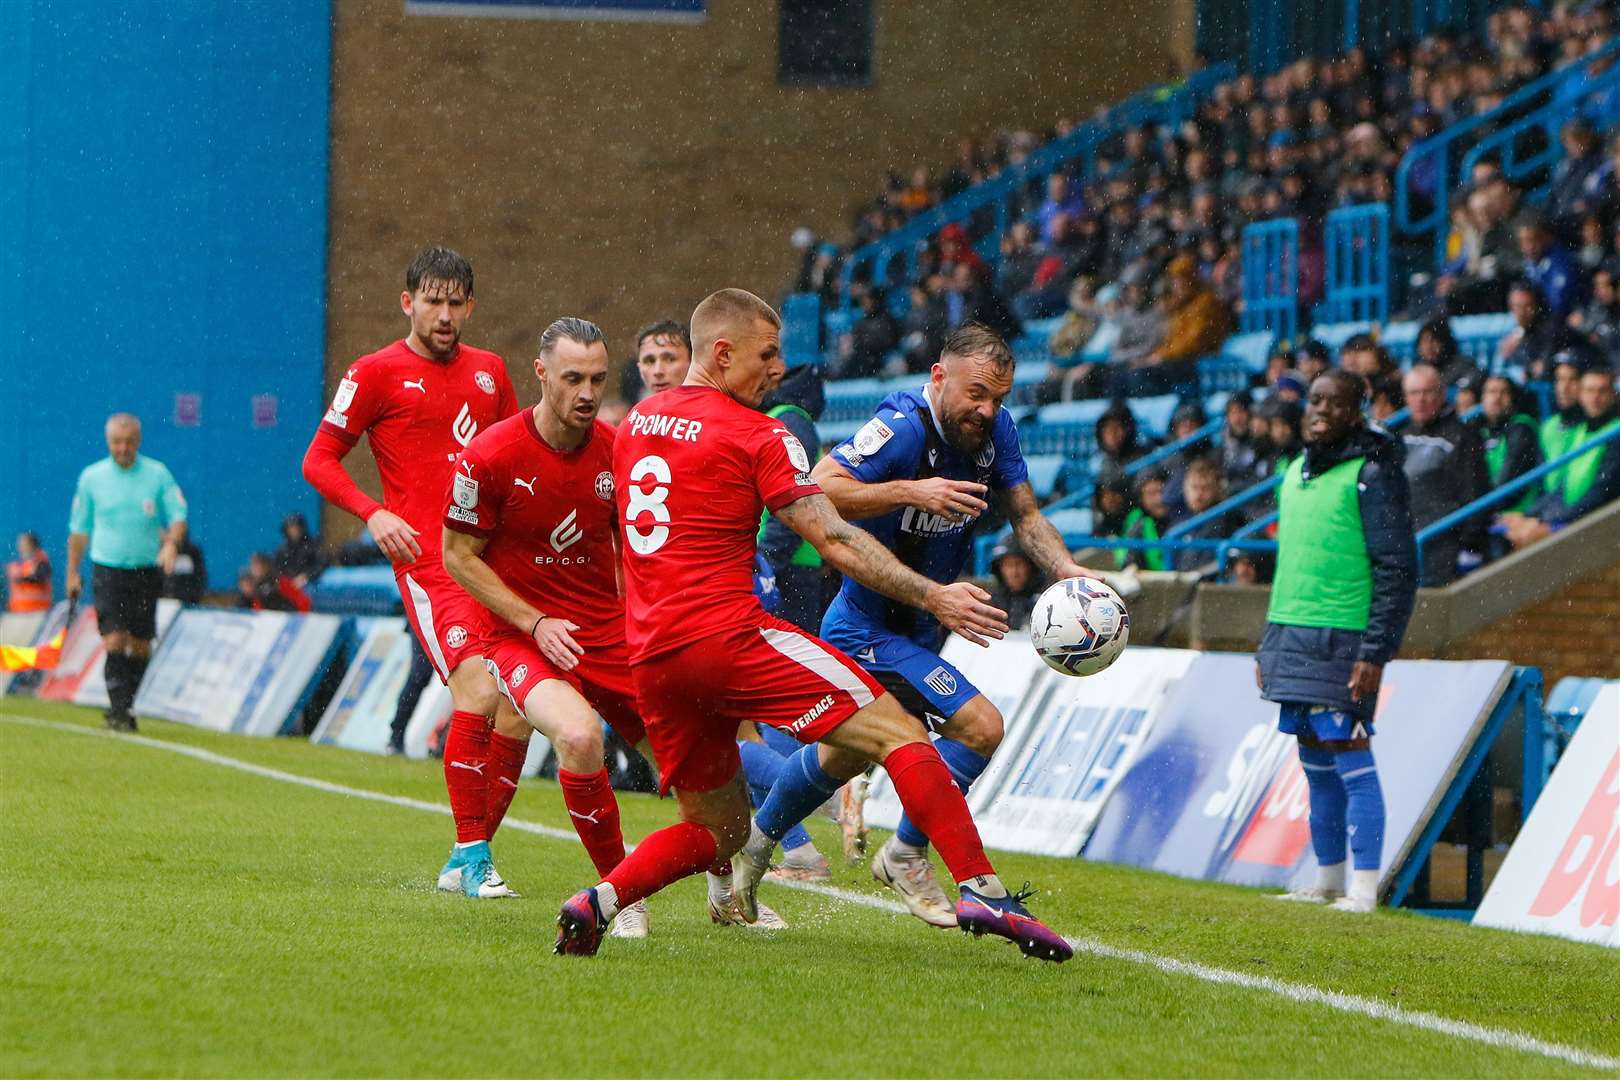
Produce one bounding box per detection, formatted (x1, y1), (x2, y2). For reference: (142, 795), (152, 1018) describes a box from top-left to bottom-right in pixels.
(554, 889), (608, 957)
(956, 884), (1074, 963)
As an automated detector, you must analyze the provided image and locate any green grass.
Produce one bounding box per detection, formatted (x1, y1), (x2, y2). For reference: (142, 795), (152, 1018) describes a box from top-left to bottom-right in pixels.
(2, 698), (1615, 1078)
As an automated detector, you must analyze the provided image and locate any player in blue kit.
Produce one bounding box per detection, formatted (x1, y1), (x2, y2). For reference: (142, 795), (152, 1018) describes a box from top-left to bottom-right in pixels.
(733, 323), (1096, 928)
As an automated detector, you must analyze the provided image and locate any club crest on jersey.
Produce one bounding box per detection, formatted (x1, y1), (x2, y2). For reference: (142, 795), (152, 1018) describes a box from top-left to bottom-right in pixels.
(475, 371), (497, 395)
(924, 666), (958, 698)
(976, 444), (996, 468)
(594, 471), (614, 501)
(446, 625), (468, 649)
(510, 664), (528, 688)
(452, 472), (479, 509)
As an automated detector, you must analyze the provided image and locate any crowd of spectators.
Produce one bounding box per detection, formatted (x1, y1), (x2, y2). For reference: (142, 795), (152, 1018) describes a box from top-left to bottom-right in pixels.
(236, 513), (324, 612)
(796, 3), (1619, 398)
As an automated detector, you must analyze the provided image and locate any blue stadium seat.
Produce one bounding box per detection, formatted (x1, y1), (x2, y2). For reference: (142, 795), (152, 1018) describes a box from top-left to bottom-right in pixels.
(1381, 320), (1420, 364)
(1198, 354), (1250, 396)
(1204, 390), (1231, 417)
(1020, 420), (1097, 458)
(1219, 330), (1276, 374)
(1045, 507), (1094, 538)
(1450, 312), (1516, 369)
(1025, 454), (1066, 500)
(1037, 400), (1110, 425)
(781, 293), (822, 367)
(1310, 320), (1374, 352)
(1129, 394), (1181, 438)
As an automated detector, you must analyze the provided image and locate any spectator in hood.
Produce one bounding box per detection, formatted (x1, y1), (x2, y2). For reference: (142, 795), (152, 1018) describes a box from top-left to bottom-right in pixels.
(1400, 363), (1490, 585)
(987, 536), (1043, 632)
(937, 222), (987, 280)
(757, 362), (828, 633)
(273, 512), (324, 586)
(1120, 469), (1173, 572)
(1094, 399), (1149, 477)
(1091, 471), (1134, 537)
(1160, 400), (1213, 517)
(1415, 317), (1483, 396)
(1219, 390), (1265, 492)
(1256, 395), (1304, 479)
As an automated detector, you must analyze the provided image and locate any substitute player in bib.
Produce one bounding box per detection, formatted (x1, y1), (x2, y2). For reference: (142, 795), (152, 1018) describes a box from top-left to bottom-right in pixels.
(554, 289), (1072, 962)
(738, 322), (1097, 928)
(302, 247), (528, 899)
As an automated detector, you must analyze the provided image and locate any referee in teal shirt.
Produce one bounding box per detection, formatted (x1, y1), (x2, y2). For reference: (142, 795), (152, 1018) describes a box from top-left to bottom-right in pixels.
(66, 413), (188, 730)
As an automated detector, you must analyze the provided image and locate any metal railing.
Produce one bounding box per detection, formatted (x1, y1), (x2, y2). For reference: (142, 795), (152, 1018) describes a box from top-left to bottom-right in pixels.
(1240, 218), (1299, 340)
(835, 63), (1235, 308)
(1394, 38), (1620, 265)
(1320, 203), (1389, 324)
(1458, 58), (1620, 201)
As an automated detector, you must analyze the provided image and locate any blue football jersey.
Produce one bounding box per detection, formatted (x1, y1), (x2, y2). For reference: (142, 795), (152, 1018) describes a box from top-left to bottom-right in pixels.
(821, 385), (1027, 646)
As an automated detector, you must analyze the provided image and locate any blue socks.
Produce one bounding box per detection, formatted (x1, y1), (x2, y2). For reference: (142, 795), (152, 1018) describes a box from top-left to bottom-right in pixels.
(1336, 748), (1386, 872)
(755, 744), (844, 843)
(894, 738), (990, 849)
(737, 740), (812, 851)
(1298, 742), (1347, 867)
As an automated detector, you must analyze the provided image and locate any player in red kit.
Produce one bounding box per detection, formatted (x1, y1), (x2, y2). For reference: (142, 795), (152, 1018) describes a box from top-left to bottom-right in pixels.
(301, 247), (531, 899)
(554, 289), (1072, 962)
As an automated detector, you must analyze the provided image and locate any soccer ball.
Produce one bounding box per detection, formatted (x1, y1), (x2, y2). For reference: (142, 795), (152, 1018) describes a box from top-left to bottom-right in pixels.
(1029, 577), (1130, 677)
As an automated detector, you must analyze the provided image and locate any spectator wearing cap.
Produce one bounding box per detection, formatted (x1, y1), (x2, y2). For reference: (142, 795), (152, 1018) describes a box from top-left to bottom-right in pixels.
(1120, 254), (1233, 398)
(1502, 367), (1620, 547)
(1476, 374), (1544, 515)
(1517, 212), (1585, 318)
(987, 537), (1043, 632)
(1499, 280), (1583, 379)
(1400, 363), (1490, 585)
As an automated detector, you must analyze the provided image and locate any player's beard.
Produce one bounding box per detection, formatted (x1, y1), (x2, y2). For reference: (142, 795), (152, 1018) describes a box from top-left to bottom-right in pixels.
(942, 411), (991, 454)
(418, 324), (460, 360)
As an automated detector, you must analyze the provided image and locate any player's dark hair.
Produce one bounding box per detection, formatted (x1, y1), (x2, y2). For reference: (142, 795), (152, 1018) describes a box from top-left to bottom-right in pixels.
(941, 321), (1015, 373)
(405, 246), (475, 297)
(636, 319), (692, 356)
(538, 317), (605, 357)
(1317, 366), (1368, 409)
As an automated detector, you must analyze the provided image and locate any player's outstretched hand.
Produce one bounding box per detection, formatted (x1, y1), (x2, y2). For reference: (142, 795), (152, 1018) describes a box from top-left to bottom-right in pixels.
(911, 477), (989, 522)
(533, 617), (585, 671)
(367, 509), (422, 564)
(926, 581), (1009, 647)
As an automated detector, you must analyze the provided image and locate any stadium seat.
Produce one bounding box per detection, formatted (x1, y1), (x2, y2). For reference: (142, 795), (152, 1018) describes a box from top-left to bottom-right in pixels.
(1128, 394), (1180, 438)
(306, 566), (404, 616)
(1310, 320), (1374, 352)
(1204, 390), (1231, 417)
(1080, 322), (1120, 361)
(1220, 330), (1276, 374)
(822, 378), (886, 423)
(781, 293), (822, 367)
(1037, 400), (1110, 425)
(1020, 420), (1097, 458)
(1045, 507), (1094, 538)
(1025, 454), (1066, 500)
(815, 418), (862, 447)
(1381, 320), (1420, 363)
(1450, 312), (1516, 369)
(1198, 353), (1249, 396)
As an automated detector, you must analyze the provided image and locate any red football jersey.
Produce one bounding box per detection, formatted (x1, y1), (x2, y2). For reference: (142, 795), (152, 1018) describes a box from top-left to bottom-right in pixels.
(319, 340), (519, 558)
(614, 385), (821, 662)
(444, 411), (624, 648)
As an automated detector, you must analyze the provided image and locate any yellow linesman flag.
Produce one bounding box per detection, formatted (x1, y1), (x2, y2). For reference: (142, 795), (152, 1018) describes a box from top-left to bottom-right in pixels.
(0, 627), (66, 672)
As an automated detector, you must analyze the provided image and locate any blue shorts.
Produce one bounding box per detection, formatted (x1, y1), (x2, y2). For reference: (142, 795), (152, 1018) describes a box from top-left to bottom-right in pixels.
(1277, 702), (1374, 742)
(818, 621), (979, 726)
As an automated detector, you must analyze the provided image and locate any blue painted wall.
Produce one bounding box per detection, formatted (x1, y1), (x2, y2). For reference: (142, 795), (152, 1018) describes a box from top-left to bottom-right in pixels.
(0, 0), (330, 593)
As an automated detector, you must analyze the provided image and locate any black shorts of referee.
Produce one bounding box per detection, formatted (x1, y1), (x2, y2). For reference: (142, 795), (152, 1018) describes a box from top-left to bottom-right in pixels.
(92, 563), (163, 640)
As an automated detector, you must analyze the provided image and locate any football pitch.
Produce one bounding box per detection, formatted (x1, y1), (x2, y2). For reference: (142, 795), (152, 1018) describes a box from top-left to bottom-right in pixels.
(3, 700), (1615, 1078)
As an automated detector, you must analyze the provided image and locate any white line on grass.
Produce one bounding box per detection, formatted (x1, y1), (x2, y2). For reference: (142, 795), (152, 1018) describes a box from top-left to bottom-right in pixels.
(6, 712), (1617, 1074)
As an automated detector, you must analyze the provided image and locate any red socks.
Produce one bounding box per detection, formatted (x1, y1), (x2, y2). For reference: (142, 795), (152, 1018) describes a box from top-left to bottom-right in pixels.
(442, 710), (490, 843)
(558, 767), (626, 877)
(603, 821), (718, 910)
(485, 732), (528, 838)
(883, 741), (995, 882)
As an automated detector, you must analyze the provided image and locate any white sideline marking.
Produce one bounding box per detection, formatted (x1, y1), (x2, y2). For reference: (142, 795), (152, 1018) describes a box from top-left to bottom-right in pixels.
(6, 712), (1617, 1074)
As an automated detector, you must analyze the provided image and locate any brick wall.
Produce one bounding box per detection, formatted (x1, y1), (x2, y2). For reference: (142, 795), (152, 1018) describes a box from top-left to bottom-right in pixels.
(1420, 561), (1620, 685)
(321, 0), (1193, 539)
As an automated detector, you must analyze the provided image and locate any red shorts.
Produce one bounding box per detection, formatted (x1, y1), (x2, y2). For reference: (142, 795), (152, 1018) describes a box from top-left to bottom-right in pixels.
(482, 630), (647, 748)
(397, 561), (486, 684)
(633, 613), (884, 795)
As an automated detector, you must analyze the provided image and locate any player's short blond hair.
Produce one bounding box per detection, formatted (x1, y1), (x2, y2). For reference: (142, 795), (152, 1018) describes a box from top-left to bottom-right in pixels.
(690, 289), (781, 355)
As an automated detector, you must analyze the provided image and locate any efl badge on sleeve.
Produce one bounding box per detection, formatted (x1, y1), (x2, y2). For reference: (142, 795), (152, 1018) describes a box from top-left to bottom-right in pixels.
(332, 377), (358, 414)
(453, 472), (479, 510)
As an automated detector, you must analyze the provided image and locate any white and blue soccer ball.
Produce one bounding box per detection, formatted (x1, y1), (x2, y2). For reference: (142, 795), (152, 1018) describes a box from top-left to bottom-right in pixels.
(1029, 577), (1130, 677)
